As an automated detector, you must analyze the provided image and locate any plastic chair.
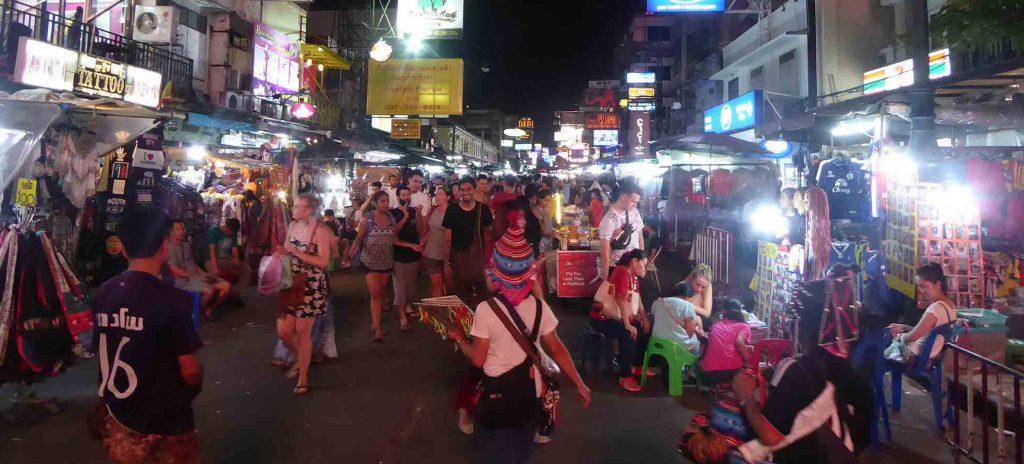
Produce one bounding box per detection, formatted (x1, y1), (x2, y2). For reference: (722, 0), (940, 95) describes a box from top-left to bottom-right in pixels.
(852, 328), (893, 444)
(887, 323), (955, 431)
(641, 337), (699, 396)
(186, 291), (201, 334)
(749, 338), (794, 406)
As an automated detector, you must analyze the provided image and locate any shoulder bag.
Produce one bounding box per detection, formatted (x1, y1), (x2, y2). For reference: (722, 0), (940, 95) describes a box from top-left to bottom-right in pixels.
(609, 208), (634, 251)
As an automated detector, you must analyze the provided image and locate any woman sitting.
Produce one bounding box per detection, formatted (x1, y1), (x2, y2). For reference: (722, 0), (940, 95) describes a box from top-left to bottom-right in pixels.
(888, 262), (957, 359)
(651, 281), (706, 356)
(698, 299), (751, 385)
(679, 264), (714, 320)
(592, 249), (651, 392)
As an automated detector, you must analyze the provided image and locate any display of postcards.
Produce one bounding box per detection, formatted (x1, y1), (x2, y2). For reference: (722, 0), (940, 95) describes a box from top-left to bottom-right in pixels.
(944, 223), (955, 239)
(943, 241), (956, 257)
(925, 240), (940, 256)
(969, 278), (981, 294)
(967, 225), (979, 240)
(970, 263), (982, 276)
(969, 243), (980, 260)
(955, 225), (966, 240)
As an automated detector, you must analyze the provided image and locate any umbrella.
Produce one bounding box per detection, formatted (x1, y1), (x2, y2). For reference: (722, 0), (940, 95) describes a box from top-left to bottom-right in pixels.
(657, 132), (772, 155)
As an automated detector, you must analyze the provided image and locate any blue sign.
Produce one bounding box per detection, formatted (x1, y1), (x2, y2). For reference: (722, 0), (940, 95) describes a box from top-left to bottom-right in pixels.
(703, 91), (760, 134)
(648, 0), (726, 13)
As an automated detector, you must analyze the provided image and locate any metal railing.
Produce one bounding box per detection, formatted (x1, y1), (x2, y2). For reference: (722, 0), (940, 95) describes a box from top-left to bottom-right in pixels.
(0, 0), (192, 96)
(946, 343), (1024, 464)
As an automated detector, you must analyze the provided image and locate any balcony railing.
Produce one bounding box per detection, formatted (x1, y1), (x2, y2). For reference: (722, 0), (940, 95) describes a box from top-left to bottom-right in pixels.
(0, 0), (193, 97)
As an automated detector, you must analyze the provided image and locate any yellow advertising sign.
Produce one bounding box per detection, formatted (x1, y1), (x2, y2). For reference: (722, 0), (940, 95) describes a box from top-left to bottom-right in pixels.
(15, 178), (37, 207)
(628, 87), (656, 99)
(367, 59), (464, 116)
(391, 119), (422, 139)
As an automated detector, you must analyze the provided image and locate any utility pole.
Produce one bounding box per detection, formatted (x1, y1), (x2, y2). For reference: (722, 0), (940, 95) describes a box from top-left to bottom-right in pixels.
(906, 0), (936, 159)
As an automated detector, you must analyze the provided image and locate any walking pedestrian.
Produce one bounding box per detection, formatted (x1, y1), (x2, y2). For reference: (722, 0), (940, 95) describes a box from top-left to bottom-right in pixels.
(93, 208), (203, 464)
(349, 190), (399, 341)
(276, 193), (332, 395)
(598, 182), (644, 279)
(443, 177), (493, 307)
(423, 185), (452, 297)
(447, 209), (590, 463)
(391, 185), (423, 330)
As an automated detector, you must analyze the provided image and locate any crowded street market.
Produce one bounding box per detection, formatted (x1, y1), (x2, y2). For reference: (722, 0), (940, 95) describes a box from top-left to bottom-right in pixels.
(0, 0), (1022, 463)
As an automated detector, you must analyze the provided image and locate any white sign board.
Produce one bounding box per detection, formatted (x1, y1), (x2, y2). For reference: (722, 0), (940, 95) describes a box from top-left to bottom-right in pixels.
(397, 0), (464, 39)
(12, 37), (77, 91)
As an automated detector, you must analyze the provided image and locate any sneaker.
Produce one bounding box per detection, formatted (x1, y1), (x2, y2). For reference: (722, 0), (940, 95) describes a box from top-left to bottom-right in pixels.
(457, 408), (474, 435)
(631, 366), (658, 377)
(619, 377), (642, 393)
(534, 432), (552, 445)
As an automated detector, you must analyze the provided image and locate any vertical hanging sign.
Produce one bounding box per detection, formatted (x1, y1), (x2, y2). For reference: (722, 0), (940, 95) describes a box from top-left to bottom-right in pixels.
(627, 111), (650, 158)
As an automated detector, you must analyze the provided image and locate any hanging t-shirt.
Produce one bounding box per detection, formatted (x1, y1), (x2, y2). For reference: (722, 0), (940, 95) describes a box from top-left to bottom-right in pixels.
(709, 169), (734, 198)
(92, 272), (202, 435)
(816, 157), (867, 220)
(829, 240), (855, 267)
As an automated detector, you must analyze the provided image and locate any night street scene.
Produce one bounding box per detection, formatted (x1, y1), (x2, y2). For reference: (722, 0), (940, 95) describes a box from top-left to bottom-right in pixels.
(0, 0), (1023, 463)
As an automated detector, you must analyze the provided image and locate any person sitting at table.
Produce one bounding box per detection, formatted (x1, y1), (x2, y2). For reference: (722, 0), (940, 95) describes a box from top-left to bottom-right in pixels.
(676, 264), (714, 320)
(698, 299), (751, 385)
(592, 249), (651, 392)
(888, 262), (957, 359)
(651, 281), (706, 357)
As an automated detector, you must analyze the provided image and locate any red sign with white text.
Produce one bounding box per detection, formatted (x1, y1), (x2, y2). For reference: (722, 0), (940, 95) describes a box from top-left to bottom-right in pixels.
(556, 251), (602, 298)
(585, 112), (621, 130)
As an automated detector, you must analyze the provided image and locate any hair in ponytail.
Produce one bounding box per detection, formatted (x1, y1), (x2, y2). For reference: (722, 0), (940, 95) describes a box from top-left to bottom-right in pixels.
(915, 262), (948, 293)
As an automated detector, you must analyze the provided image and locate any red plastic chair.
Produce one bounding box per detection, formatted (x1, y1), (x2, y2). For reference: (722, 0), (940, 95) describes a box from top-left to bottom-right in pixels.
(748, 338), (794, 405)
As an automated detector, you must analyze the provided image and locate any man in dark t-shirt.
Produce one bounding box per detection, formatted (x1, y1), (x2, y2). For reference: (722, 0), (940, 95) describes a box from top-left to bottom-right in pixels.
(442, 177), (493, 307)
(93, 208), (204, 464)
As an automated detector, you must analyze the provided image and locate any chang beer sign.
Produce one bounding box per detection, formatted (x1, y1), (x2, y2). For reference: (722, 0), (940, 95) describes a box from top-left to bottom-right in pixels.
(76, 55), (127, 99)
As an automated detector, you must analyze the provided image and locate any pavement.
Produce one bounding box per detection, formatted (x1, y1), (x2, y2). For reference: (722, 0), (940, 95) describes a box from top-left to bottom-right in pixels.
(0, 255), (960, 463)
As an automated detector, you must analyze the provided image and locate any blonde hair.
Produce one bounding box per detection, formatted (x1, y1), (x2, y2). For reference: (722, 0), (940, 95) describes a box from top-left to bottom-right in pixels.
(297, 193), (321, 216)
(687, 264), (712, 283)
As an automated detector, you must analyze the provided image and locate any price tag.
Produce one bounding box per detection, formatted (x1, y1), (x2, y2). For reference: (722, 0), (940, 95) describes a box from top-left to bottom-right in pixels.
(15, 178), (37, 207)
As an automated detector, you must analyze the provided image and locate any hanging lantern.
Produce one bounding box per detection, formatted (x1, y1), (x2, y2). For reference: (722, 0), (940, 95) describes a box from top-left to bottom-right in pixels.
(290, 100), (316, 119)
(370, 38), (392, 62)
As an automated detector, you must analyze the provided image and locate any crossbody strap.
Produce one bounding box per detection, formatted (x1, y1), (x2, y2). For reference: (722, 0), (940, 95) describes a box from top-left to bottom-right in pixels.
(486, 297), (545, 370)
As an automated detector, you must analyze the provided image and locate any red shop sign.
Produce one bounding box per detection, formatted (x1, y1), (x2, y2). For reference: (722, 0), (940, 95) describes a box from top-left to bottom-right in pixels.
(556, 250), (602, 298)
(585, 112), (620, 130)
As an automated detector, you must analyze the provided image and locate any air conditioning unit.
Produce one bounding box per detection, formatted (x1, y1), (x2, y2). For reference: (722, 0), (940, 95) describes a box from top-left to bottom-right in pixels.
(224, 90), (255, 112)
(133, 6), (176, 44)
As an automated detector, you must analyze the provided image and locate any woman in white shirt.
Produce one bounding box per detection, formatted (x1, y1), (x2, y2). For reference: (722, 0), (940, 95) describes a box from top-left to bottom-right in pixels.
(888, 263), (956, 359)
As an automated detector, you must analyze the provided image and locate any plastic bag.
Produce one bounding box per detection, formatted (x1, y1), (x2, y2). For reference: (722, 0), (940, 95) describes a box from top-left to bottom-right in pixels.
(883, 337), (910, 363)
(279, 255), (294, 290)
(258, 254), (283, 296)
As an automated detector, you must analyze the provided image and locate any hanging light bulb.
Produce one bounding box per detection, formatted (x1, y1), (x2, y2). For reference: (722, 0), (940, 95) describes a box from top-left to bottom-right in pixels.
(369, 38), (392, 62)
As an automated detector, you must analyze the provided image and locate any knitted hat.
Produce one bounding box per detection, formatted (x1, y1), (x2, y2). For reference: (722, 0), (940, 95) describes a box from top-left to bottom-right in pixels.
(487, 212), (536, 307)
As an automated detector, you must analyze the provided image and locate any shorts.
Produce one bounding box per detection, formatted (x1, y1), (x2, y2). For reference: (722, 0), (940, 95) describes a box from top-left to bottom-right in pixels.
(422, 257), (445, 275)
(359, 264), (392, 275)
(102, 413), (199, 464)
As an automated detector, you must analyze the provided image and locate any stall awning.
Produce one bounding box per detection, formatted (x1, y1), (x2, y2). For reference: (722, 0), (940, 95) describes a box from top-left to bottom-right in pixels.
(258, 116), (331, 138)
(187, 112), (256, 132)
(300, 43), (351, 70)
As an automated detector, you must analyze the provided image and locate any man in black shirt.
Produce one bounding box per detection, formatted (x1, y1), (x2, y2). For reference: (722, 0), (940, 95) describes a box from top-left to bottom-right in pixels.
(442, 177), (493, 307)
(390, 185), (425, 329)
(93, 208), (204, 463)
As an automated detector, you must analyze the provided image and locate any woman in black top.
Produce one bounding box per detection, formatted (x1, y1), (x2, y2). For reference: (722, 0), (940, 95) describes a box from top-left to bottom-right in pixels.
(521, 185), (545, 257)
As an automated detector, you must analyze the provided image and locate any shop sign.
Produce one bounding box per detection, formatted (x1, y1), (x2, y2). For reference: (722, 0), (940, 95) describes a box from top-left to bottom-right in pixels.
(581, 88), (616, 109)
(593, 129), (618, 147)
(518, 117), (535, 129)
(628, 87), (656, 99)
(14, 178), (37, 207)
(391, 119), (422, 139)
(628, 111), (650, 158)
(584, 113), (620, 130)
(626, 72), (656, 84)
(514, 143), (532, 151)
(131, 148), (165, 170)
(76, 55), (127, 99)
(500, 139), (513, 148)
(396, 0), (464, 39)
(862, 48), (951, 96)
(704, 90), (760, 134)
(367, 59), (464, 116)
(589, 80), (620, 89)
(627, 100), (656, 111)
(647, 0), (725, 13)
(124, 66), (162, 107)
(252, 21), (300, 96)
(11, 37), (77, 91)
(556, 251), (602, 298)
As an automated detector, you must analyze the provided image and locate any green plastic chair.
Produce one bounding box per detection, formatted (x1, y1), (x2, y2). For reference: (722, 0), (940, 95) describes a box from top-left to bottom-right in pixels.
(641, 337), (699, 396)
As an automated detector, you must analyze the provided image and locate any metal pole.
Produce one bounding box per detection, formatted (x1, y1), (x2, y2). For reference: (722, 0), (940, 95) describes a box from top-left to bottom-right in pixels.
(906, 0), (937, 160)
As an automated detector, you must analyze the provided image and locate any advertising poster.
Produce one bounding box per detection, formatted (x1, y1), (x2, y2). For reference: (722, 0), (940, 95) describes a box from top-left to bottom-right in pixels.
(647, 0), (726, 13)
(397, 0), (464, 39)
(252, 21), (300, 96)
(367, 59), (464, 116)
(556, 251), (602, 298)
(593, 129), (619, 147)
(703, 90), (760, 134)
(585, 112), (620, 130)
(628, 111), (650, 158)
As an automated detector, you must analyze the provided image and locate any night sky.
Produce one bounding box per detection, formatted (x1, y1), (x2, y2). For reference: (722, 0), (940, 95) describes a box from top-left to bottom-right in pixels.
(430, 0), (643, 143)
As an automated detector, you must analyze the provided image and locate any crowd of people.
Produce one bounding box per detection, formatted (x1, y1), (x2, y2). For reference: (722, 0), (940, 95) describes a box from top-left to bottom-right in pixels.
(87, 168), (963, 464)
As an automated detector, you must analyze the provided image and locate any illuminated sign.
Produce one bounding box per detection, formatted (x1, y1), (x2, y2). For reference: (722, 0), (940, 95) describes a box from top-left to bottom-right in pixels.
(514, 143), (532, 151)
(252, 21), (300, 96)
(11, 37), (77, 91)
(585, 113), (620, 130)
(862, 48), (951, 96)
(627, 100), (656, 111)
(390, 119), (422, 139)
(628, 111), (650, 158)
(500, 139), (514, 147)
(593, 130), (618, 147)
(367, 59), (464, 115)
(518, 117), (535, 129)
(703, 90), (760, 134)
(396, 0), (464, 39)
(76, 55), (126, 99)
(647, 0), (725, 13)
(626, 72), (656, 84)
(124, 66), (162, 107)
(629, 87), (656, 99)
(581, 88), (616, 108)
(589, 80), (620, 89)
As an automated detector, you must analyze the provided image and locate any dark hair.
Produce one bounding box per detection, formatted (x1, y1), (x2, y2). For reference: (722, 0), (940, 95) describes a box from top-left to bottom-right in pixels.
(477, 174), (489, 181)
(324, 209), (335, 217)
(388, 174), (397, 179)
(408, 169), (424, 179)
(668, 280), (697, 298)
(915, 262), (948, 293)
(171, 219), (186, 227)
(371, 181), (383, 188)
(615, 248), (647, 267)
(243, 190), (257, 202)
(614, 181), (642, 201)
(524, 183), (542, 199)
(371, 190), (390, 204)
(119, 207), (172, 259)
(827, 263), (861, 278)
(397, 184), (411, 195)
(781, 187), (796, 200)
(224, 218), (241, 235)
(721, 298), (746, 322)
(459, 176), (476, 188)
(536, 188), (552, 200)
(493, 185), (504, 193)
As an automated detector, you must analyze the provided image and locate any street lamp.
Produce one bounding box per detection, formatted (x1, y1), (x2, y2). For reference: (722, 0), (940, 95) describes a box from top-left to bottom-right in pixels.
(370, 38), (392, 62)
(503, 128), (526, 138)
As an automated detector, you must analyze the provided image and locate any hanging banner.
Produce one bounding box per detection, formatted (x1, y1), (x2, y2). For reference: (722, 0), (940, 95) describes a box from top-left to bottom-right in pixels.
(396, 0), (464, 39)
(367, 59), (464, 116)
(628, 111), (650, 158)
(390, 119), (422, 139)
(252, 21), (300, 96)
(556, 251), (602, 298)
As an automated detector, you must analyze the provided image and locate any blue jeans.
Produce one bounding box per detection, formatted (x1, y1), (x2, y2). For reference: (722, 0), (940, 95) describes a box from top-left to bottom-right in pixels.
(475, 425), (533, 464)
